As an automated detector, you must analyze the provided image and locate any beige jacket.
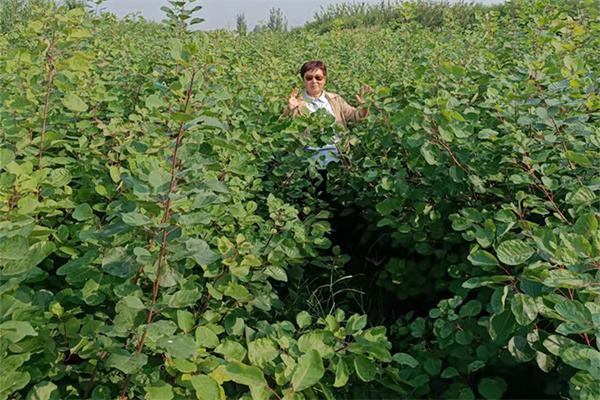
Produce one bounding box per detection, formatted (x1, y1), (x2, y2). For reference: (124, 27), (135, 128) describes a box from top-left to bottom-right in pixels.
(283, 91), (370, 129)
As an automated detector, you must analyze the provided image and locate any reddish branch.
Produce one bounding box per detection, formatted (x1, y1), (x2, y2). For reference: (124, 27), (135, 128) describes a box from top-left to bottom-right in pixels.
(533, 78), (580, 177)
(429, 115), (467, 173)
(495, 109), (510, 135)
(517, 157), (570, 224)
(120, 68), (197, 399)
(39, 34), (57, 170)
(266, 386), (283, 400)
(497, 264), (520, 293)
(83, 351), (108, 398)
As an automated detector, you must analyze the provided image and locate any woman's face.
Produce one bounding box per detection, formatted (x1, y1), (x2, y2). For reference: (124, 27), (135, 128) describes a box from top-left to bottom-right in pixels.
(302, 68), (326, 97)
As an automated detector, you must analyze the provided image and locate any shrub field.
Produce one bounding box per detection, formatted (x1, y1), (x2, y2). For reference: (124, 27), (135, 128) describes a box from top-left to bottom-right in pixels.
(0, 1), (599, 399)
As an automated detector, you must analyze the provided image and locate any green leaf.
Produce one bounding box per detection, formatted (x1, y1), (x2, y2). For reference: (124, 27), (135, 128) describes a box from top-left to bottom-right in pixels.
(166, 334), (196, 359)
(121, 211), (152, 227)
(1, 240), (55, 277)
(148, 168), (171, 189)
(1, 354), (30, 373)
(535, 351), (556, 373)
(224, 283), (250, 300)
(62, 93), (88, 112)
(0, 148), (15, 169)
(544, 335), (600, 378)
(555, 300), (592, 325)
(423, 357), (442, 376)
(190, 375), (221, 400)
(290, 349), (325, 391)
(333, 358), (349, 388)
(463, 276), (511, 289)
(468, 250), (499, 267)
(172, 112), (194, 123)
(102, 247), (137, 278)
(539, 268), (591, 288)
(508, 336), (536, 362)
(468, 360), (485, 373)
(145, 381), (174, 400)
(248, 338), (279, 367)
(0, 370), (30, 399)
(456, 330), (474, 345)
(225, 362), (267, 387)
(346, 314), (367, 335)
(0, 321), (38, 343)
(179, 212), (212, 226)
(48, 168), (72, 187)
(169, 290), (200, 308)
(296, 311), (312, 329)
(532, 227), (558, 255)
(145, 94), (168, 110)
(478, 378), (503, 400)
(441, 367), (459, 378)
(565, 151), (592, 167)
(496, 240), (535, 265)
(489, 310), (516, 343)
(392, 353), (419, 368)
(354, 354), (377, 382)
(568, 186), (596, 207)
(264, 265), (287, 282)
(26, 381), (59, 400)
(0, 235), (28, 261)
(117, 296), (145, 312)
(82, 278), (105, 306)
(106, 349), (148, 374)
(420, 142), (440, 165)
(571, 372), (600, 400)
(73, 203), (93, 221)
(67, 28), (93, 40)
(168, 38), (183, 59)
(223, 315), (244, 337)
(17, 195), (39, 215)
(410, 317), (426, 338)
(573, 212), (598, 237)
(186, 239), (219, 265)
(215, 340), (246, 361)
(297, 330), (335, 358)
(511, 294), (538, 326)
(376, 198), (397, 216)
(196, 326), (219, 348)
(460, 300), (482, 317)
(173, 358), (196, 373)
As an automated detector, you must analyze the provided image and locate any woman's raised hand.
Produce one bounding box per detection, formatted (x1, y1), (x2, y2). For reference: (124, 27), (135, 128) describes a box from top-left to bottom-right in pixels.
(288, 88), (306, 110)
(355, 85), (373, 105)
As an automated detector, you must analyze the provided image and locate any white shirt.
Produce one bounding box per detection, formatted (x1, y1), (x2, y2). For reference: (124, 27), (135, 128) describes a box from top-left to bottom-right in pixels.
(303, 91), (340, 166)
(304, 90), (335, 117)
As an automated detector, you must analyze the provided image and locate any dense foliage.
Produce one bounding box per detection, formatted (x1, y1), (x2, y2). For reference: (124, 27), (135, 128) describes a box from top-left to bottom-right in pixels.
(302, 0), (506, 34)
(0, 1), (599, 399)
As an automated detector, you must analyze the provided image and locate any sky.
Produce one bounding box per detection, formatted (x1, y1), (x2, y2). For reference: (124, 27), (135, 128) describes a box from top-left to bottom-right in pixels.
(99, 0), (506, 31)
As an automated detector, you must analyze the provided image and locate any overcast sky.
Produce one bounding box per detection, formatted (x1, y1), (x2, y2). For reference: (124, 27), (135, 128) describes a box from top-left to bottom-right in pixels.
(99, 0), (505, 31)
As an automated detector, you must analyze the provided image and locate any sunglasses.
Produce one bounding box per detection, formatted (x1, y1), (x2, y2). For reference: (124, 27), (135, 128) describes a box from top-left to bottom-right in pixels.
(304, 74), (324, 82)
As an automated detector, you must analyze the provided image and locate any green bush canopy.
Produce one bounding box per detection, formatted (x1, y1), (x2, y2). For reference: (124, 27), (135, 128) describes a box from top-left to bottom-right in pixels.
(0, 0), (599, 399)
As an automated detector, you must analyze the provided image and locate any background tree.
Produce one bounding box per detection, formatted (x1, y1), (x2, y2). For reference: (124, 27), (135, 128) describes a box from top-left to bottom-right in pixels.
(62, 0), (85, 9)
(236, 12), (247, 35)
(252, 21), (267, 33)
(267, 7), (288, 32)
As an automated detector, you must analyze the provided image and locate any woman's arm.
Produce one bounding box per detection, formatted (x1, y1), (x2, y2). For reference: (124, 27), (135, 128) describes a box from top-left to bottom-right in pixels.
(339, 85), (372, 124)
(280, 88), (307, 120)
(339, 97), (370, 123)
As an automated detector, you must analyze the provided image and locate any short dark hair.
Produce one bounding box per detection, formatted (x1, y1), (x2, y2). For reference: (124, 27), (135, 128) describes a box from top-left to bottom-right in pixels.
(300, 61), (327, 78)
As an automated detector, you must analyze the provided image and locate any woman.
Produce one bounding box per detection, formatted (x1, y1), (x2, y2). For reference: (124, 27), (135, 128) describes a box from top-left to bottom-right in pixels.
(284, 60), (372, 165)
(285, 60), (372, 128)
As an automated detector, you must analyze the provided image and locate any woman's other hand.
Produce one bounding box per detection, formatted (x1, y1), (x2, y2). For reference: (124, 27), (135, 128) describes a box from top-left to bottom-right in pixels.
(288, 88), (306, 110)
(355, 85), (373, 105)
